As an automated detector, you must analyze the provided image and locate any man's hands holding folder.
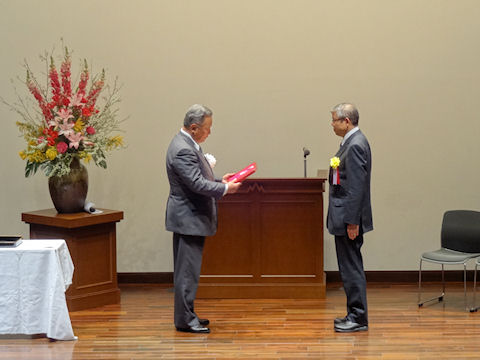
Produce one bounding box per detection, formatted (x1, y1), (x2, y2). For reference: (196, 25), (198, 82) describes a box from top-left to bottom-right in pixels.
(222, 173), (242, 194)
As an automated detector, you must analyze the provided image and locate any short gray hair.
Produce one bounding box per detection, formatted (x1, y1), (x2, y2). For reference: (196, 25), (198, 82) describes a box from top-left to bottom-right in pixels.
(332, 103), (359, 126)
(184, 104), (213, 127)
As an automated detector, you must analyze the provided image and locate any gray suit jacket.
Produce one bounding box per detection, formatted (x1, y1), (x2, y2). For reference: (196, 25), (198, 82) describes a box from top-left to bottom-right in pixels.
(165, 132), (226, 237)
(327, 129), (373, 236)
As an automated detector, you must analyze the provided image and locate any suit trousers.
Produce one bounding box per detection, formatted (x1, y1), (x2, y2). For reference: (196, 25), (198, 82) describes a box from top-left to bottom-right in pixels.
(334, 234), (368, 325)
(173, 233), (205, 328)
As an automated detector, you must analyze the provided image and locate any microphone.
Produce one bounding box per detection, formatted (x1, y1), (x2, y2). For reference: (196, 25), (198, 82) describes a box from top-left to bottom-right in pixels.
(84, 201), (96, 213)
(303, 147), (310, 158)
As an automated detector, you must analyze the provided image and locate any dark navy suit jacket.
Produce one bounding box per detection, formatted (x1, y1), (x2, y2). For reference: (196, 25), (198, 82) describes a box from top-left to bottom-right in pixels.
(327, 129), (373, 236)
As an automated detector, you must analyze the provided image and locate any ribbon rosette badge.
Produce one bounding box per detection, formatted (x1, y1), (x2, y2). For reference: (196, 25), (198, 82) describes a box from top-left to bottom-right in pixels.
(330, 156), (341, 185)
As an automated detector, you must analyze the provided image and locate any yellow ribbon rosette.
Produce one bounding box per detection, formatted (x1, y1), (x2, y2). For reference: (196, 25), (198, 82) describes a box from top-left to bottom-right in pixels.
(330, 156), (340, 169)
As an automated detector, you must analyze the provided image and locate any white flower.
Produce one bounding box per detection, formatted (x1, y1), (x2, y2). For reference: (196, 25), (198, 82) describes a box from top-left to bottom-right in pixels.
(204, 153), (216, 168)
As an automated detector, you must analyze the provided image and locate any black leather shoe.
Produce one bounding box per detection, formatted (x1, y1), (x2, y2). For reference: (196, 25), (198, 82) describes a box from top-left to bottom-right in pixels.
(334, 316), (347, 325)
(176, 325), (210, 334)
(334, 320), (368, 333)
(199, 318), (210, 326)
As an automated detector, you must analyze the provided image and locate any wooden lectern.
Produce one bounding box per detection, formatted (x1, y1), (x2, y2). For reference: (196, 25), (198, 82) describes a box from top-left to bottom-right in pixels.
(197, 178), (326, 299)
(21, 208), (123, 311)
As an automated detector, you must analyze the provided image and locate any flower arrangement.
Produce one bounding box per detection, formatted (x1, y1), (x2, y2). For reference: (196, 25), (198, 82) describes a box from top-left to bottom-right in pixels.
(2, 46), (124, 177)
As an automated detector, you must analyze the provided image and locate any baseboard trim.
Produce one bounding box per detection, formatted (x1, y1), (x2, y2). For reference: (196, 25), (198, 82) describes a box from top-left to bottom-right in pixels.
(326, 270), (478, 283)
(118, 270), (477, 285)
(118, 272), (173, 284)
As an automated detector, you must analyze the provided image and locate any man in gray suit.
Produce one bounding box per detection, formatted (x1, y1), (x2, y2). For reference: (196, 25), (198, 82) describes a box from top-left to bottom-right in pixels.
(166, 104), (241, 334)
(327, 103), (373, 333)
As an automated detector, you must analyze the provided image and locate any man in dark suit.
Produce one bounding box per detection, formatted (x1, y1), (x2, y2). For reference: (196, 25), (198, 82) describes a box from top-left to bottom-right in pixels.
(327, 103), (373, 333)
(165, 104), (241, 333)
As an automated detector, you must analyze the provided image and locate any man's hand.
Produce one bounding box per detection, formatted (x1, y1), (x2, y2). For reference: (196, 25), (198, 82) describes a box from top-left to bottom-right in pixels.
(347, 224), (359, 240)
(226, 181), (242, 194)
(222, 173), (235, 184)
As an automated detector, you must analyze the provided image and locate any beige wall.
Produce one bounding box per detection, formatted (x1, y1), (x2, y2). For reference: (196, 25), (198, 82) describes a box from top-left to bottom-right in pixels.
(1, 0), (479, 272)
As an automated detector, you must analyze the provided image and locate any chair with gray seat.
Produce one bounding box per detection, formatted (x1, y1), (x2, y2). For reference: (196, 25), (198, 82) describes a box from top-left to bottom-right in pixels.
(418, 210), (480, 311)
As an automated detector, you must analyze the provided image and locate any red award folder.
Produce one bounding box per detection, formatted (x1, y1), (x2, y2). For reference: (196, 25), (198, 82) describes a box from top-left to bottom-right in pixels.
(228, 162), (257, 183)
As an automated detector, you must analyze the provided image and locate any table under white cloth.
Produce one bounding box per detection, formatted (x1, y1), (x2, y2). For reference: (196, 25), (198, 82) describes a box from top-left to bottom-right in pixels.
(0, 239), (76, 340)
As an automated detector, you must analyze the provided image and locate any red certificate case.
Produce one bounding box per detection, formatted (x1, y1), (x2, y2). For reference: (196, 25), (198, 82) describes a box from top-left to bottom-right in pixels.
(228, 162), (257, 182)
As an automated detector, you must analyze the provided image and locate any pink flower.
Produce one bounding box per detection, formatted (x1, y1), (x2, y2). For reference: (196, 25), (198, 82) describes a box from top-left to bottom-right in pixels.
(56, 108), (73, 122)
(67, 132), (84, 149)
(57, 142), (68, 154)
(47, 118), (59, 128)
(37, 136), (45, 144)
(69, 93), (84, 107)
(86, 126), (95, 135)
(58, 121), (74, 137)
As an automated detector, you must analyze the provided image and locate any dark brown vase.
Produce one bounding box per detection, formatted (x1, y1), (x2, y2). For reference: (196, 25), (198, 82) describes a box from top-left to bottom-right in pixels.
(48, 157), (88, 213)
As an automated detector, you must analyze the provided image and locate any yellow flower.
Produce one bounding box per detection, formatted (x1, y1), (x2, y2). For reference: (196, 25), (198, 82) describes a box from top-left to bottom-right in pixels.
(28, 150), (46, 162)
(45, 147), (57, 160)
(330, 156), (340, 169)
(74, 118), (84, 132)
(112, 135), (123, 146)
(83, 154), (92, 163)
(79, 151), (92, 163)
(19, 150), (27, 160)
(107, 135), (124, 150)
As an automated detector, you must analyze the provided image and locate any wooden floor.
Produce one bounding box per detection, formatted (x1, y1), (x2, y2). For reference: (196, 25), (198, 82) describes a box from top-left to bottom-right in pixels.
(2, 283), (480, 359)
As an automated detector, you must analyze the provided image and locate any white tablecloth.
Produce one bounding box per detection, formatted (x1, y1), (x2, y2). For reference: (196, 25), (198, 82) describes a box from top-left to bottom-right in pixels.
(0, 239), (76, 340)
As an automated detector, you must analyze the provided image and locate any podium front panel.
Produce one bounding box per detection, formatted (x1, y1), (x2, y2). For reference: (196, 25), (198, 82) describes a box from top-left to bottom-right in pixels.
(198, 178), (326, 298)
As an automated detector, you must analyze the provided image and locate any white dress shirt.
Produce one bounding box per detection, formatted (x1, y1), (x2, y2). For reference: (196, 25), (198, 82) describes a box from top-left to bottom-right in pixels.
(341, 126), (360, 146)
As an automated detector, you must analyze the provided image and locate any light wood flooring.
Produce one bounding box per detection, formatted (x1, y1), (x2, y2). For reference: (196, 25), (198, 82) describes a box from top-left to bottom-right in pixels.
(2, 283), (480, 359)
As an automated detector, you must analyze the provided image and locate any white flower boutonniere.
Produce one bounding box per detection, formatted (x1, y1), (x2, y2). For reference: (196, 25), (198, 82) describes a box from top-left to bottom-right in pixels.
(204, 153), (216, 168)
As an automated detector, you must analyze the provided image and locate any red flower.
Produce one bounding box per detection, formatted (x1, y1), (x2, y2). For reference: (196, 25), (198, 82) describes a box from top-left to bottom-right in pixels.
(78, 65), (89, 96)
(49, 62), (63, 107)
(82, 107), (92, 118)
(27, 76), (52, 121)
(44, 127), (59, 146)
(60, 52), (72, 98)
(86, 126), (95, 135)
(56, 142), (68, 154)
(86, 70), (105, 108)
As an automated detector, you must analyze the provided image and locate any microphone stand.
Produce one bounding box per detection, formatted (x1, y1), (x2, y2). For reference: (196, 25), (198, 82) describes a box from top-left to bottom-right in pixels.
(304, 156), (307, 178)
(303, 147), (310, 178)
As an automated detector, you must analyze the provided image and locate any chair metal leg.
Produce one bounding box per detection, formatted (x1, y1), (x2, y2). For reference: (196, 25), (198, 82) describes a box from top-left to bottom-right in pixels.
(418, 258), (422, 305)
(464, 262), (468, 311)
(418, 258), (445, 307)
(471, 262), (479, 312)
(418, 259), (445, 307)
(441, 264), (445, 302)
